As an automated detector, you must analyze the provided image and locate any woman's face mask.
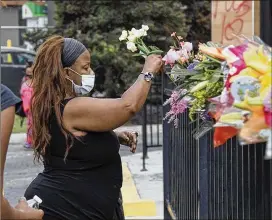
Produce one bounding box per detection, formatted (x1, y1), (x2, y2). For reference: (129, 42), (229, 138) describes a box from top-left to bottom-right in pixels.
(66, 68), (95, 95)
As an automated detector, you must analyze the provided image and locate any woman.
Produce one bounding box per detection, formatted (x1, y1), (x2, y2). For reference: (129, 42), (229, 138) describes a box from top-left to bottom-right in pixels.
(1, 84), (43, 219)
(24, 35), (162, 220)
(20, 60), (34, 148)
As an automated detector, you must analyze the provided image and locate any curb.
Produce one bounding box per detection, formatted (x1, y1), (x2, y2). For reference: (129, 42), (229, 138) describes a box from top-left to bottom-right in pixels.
(122, 163), (157, 217)
(125, 217), (163, 219)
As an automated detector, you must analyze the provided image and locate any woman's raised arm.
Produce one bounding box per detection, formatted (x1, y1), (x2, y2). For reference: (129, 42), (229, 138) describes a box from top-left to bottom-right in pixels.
(63, 55), (162, 132)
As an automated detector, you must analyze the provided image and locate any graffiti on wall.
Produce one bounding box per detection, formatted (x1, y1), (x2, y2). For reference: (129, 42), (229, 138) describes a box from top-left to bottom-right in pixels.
(212, 1), (253, 45)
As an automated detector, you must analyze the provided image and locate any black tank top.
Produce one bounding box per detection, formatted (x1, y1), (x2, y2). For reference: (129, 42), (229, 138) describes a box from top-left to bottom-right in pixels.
(25, 99), (122, 220)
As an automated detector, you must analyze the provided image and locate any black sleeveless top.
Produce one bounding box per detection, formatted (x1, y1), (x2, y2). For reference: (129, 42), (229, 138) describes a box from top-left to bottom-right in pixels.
(25, 99), (122, 220)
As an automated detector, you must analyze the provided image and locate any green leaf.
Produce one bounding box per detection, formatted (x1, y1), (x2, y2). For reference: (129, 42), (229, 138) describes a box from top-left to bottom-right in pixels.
(205, 54), (223, 63)
(209, 74), (223, 83)
(190, 80), (209, 93)
(169, 70), (198, 76)
(147, 50), (164, 55)
(149, 45), (160, 51)
(189, 74), (207, 80)
(137, 45), (148, 54)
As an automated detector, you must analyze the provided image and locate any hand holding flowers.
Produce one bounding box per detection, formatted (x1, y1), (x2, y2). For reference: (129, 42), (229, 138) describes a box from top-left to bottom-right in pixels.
(119, 25), (163, 58)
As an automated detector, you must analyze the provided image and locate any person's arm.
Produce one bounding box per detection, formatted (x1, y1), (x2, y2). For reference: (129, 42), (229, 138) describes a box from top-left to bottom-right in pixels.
(64, 55), (162, 132)
(1, 106), (16, 218)
(0, 84), (43, 219)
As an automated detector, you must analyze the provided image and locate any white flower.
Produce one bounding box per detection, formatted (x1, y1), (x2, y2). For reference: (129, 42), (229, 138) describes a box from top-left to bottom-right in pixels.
(126, 42), (137, 52)
(182, 42), (193, 52)
(119, 30), (128, 41)
(141, 30), (148, 37)
(229, 66), (237, 75)
(131, 28), (142, 38)
(141, 25), (149, 31)
(131, 28), (146, 38)
(127, 31), (137, 42)
(139, 29), (147, 37)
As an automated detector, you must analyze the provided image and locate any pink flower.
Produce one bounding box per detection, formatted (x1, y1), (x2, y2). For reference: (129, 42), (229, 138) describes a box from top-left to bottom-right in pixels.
(225, 59), (246, 89)
(182, 42), (193, 52)
(163, 96), (188, 128)
(229, 44), (248, 60)
(180, 57), (187, 63)
(175, 99), (188, 114)
(162, 49), (181, 66)
(180, 49), (189, 59)
(171, 32), (176, 37)
(264, 110), (272, 127)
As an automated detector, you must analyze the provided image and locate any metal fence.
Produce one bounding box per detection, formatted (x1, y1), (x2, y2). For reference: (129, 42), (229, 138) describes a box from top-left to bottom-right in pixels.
(141, 76), (163, 171)
(162, 73), (272, 219)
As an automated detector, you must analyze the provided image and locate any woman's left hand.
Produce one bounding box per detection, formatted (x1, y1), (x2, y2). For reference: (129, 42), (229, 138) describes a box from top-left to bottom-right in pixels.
(116, 131), (138, 153)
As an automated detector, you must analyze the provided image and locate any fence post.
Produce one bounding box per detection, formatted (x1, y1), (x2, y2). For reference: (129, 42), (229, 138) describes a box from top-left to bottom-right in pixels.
(198, 125), (210, 219)
(141, 103), (148, 171)
(163, 73), (172, 219)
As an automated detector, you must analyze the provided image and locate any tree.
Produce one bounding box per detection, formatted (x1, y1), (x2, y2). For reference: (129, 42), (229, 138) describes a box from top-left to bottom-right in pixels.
(23, 0), (211, 97)
(23, 28), (54, 50)
(182, 0), (211, 45)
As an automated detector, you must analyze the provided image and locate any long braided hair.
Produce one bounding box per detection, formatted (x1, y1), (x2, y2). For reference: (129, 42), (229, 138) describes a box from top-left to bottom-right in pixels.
(31, 35), (74, 162)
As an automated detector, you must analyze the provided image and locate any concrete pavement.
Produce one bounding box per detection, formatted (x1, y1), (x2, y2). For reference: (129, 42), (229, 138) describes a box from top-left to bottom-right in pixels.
(122, 151), (163, 218)
(4, 129), (163, 219)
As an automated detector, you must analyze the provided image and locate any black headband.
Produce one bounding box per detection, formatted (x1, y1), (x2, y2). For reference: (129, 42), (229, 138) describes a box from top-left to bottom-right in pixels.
(61, 38), (87, 68)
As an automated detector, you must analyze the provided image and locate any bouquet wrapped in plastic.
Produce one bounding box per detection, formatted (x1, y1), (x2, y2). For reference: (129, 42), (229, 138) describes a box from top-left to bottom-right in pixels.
(214, 36), (271, 157)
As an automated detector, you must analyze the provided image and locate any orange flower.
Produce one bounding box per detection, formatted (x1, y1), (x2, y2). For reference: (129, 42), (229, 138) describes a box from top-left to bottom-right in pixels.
(198, 44), (225, 60)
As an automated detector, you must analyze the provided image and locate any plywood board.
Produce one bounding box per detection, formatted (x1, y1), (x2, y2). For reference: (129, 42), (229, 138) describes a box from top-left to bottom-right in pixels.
(212, 1), (259, 45)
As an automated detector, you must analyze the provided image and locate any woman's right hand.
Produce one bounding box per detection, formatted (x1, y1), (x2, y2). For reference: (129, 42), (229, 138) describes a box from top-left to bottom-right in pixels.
(142, 54), (163, 75)
(14, 198), (44, 219)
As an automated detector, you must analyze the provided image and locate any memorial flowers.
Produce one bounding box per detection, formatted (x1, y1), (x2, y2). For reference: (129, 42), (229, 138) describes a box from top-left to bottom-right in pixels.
(119, 24), (163, 57)
(163, 32), (225, 121)
(119, 26), (272, 157)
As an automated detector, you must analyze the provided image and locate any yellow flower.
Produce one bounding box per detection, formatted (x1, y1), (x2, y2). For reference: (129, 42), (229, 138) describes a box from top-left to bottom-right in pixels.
(229, 67), (262, 83)
(243, 46), (271, 75)
(260, 71), (271, 93)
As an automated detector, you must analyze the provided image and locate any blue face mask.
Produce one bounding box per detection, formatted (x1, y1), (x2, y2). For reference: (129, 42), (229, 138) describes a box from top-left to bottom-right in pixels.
(66, 68), (95, 95)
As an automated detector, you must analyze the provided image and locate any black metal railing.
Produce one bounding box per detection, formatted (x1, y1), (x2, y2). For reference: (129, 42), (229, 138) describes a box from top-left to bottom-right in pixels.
(163, 73), (272, 219)
(141, 76), (163, 171)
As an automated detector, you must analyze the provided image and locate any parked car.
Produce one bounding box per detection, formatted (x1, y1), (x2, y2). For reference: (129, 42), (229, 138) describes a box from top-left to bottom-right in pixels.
(1, 46), (36, 97)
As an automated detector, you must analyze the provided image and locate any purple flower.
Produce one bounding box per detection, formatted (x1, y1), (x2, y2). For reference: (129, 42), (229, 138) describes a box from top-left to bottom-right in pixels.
(200, 111), (211, 121)
(163, 97), (188, 128)
(187, 62), (197, 70)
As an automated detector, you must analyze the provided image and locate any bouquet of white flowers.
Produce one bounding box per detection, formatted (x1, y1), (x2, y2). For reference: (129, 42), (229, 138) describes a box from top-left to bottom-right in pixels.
(119, 24), (163, 58)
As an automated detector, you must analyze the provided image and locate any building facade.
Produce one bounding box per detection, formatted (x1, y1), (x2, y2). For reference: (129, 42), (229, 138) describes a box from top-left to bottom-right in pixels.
(0, 1), (55, 47)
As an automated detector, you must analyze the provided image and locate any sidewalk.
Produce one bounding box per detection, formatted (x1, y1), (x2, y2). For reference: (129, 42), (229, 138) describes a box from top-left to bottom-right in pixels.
(121, 151), (163, 219)
(6, 133), (164, 219)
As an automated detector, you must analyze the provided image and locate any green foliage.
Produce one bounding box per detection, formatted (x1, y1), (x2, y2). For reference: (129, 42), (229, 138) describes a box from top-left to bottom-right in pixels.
(57, 0), (190, 97)
(182, 0), (211, 44)
(23, 0), (211, 97)
(23, 28), (54, 50)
